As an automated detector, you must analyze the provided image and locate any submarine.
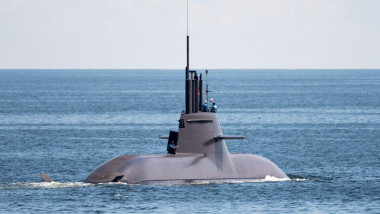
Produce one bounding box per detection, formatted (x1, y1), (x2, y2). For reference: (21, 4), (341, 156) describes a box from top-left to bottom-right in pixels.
(84, 35), (288, 185)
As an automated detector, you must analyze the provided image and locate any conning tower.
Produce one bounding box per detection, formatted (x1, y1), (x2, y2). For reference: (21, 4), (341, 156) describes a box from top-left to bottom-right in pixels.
(177, 35), (244, 157)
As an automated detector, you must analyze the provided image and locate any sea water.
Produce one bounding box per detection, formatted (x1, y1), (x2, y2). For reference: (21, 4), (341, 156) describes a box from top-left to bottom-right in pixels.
(0, 69), (379, 213)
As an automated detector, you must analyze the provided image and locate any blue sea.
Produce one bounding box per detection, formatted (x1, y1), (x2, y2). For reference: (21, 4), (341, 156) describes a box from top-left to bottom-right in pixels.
(0, 69), (379, 213)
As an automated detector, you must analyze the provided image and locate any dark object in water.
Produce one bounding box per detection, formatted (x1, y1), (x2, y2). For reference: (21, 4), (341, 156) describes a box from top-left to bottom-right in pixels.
(40, 172), (52, 182)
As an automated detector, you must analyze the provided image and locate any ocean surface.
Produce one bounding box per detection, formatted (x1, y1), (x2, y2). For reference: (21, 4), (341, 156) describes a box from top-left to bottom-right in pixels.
(0, 69), (379, 213)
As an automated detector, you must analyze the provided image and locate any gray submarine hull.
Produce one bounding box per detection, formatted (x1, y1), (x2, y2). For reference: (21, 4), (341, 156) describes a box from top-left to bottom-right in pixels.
(85, 112), (288, 184)
(85, 35), (288, 184)
(85, 153), (287, 184)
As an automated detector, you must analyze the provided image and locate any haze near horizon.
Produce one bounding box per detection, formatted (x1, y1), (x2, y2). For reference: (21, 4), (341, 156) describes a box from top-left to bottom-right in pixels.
(0, 0), (379, 69)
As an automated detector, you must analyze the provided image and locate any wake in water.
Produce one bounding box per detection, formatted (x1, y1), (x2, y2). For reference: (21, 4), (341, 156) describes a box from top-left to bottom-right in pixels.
(287, 174), (309, 182)
(0, 175), (308, 190)
(185, 175), (309, 185)
(0, 182), (93, 190)
(138, 175), (307, 185)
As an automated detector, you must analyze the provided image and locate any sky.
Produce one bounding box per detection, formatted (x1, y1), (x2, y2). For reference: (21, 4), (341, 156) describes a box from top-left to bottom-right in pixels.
(0, 0), (379, 69)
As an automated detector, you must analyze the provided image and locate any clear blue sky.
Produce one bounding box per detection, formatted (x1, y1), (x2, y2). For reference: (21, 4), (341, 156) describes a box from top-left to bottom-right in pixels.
(0, 0), (379, 69)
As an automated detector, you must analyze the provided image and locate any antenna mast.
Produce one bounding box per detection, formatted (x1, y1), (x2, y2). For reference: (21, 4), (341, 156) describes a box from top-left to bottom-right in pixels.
(185, 0), (191, 114)
(187, 0), (189, 36)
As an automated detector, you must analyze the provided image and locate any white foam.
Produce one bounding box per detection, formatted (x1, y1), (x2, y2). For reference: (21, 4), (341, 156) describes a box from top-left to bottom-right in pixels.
(150, 176), (293, 186)
(1, 176), (307, 189)
(17, 182), (93, 189)
(264, 175), (291, 182)
(291, 178), (309, 181)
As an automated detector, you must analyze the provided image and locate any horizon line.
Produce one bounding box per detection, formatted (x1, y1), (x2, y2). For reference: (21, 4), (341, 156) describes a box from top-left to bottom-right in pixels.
(1, 68), (380, 70)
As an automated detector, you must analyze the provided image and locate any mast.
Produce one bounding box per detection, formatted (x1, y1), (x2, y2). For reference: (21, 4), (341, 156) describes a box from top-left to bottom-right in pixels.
(185, 0), (203, 114)
(185, 0), (192, 114)
(185, 35), (192, 114)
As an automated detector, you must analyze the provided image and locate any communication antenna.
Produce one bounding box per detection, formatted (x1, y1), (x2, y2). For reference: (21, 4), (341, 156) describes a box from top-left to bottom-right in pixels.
(185, 0), (191, 113)
(187, 0), (189, 36)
